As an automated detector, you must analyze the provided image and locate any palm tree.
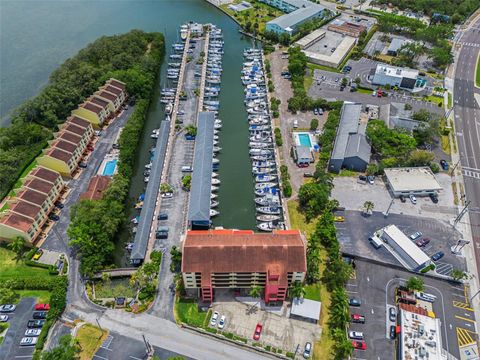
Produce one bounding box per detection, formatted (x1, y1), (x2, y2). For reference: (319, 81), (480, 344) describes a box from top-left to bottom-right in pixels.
(8, 236), (26, 262)
(363, 201), (374, 215)
(248, 285), (263, 310)
(289, 281), (306, 299)
(405, 276), (424, 292)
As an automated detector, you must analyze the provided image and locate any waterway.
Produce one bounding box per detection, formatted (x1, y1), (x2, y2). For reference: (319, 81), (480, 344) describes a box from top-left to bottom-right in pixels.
(1, 0), (258, 265)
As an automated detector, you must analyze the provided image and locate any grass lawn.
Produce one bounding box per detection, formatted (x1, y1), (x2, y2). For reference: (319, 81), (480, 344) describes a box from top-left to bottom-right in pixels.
(307, 62), (340, 74)
(221, 1), (283, 34)
(447, 92), (453, 109)
(423, 95), (443, 106)
(476, 54), (480, 87)
(93, 278), (136, 299)
(16, 290), (51, 303)
(304, 73), (314, 92)
(287, 199), (317, 237)
(357, 87), (373, 94)
(0, 247), (52, 280)
(75, 324), (108, 360)
(337, 169), (357, 177)
(174, 298), (208, 327)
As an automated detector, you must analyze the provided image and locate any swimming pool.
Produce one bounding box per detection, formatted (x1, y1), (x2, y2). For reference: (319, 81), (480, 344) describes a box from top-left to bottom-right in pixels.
(102, 159), (118, 176)
(298, 133), (312, 148)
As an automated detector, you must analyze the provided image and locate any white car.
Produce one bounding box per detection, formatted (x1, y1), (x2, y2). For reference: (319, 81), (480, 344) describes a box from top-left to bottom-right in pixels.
(210, 311), (219, 327)
(20, 337), (38, 346)
(0, 315), (8, 322)
(409, 231), (422, 240)
(348, 331), (364, 340)
(218, 315), (226, 329)
(25, 329), (42, 337)
(0, 304), (16, 313)
(409, 194), (417, 204)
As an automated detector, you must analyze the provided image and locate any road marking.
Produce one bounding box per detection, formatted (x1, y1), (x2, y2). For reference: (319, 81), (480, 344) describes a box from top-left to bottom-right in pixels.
(14, 357), (33, 359)
(129, 357), (143, 360)
(455, 315), (476, 323)
(93, 355), (109, 360)
(456, 327), (476, 346)
(453, 301), (474, 311)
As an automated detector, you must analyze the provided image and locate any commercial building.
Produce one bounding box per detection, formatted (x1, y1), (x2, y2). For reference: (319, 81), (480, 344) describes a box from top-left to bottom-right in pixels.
(0, 167), (64, 244)
(387, 38), (409, 56)
(329, 103), (371, 173)
(371, 64), (426, 92)
(376, 225), (431, 271)
(261, 0), (327, 36)
(80, 175), (111, 201)
(181, 229), (307, 303)
(327, 20), (366, 38)
(384, 167), (442, 197)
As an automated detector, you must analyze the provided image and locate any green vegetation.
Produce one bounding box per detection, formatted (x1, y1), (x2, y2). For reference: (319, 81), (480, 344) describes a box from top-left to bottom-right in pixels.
(0, 247), (51, 280)
(307, 62), (341, 74)
(476, 55), (480, 87)
(274, 127), (283, 146)
(0, 30), (164, 201)
(310, 118), (319, 131)
(175, 298), (208, 327)
(40, 335), (81, 360)
(182, 174), (192, 191)
(371, 0), (480, 22)
(67, 32), (165, 277)
(405, 276), (424, 292)
(16, 290), (51, 303)
(94, 277), (136, 299)
(350, 26), (378, 60)
(129, 250), (162, 303)
(280, 165), (292, 198)
(75, 324), (108, 360)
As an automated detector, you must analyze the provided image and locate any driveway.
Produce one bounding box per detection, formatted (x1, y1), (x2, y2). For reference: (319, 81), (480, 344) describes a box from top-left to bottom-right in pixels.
(0, 297), (36, 359)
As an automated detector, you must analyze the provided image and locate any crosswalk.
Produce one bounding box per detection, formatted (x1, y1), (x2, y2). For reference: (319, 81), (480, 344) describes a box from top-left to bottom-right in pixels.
(458, 42), (480, 48)
(462, 167), (480, 179)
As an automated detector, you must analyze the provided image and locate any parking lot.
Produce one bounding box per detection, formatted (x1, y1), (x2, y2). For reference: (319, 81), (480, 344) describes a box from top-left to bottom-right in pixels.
(94, 331), (189, 360)
(303, 30), (345, 56)
(210, 290), (320, 354)
(347, 259), (477, 359)
(0, 298), (37, 359)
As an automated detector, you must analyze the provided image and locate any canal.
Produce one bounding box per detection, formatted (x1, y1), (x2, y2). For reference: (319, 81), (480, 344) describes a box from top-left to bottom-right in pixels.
(1, 0), (258, 266)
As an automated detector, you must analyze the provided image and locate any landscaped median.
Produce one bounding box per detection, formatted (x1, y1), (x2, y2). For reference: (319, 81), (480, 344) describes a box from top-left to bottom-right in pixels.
(476, 53), (480, 88)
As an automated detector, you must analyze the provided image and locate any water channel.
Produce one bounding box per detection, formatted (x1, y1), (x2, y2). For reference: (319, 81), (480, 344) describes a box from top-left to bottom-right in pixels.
(1, 0), (258, 266)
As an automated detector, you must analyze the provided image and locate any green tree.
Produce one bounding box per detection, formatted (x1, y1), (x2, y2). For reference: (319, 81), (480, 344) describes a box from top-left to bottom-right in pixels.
(405, 276), (424, 292)
(289, 281), (306, 299)
(8, 236), (26, 262)
(404, 103), (412, 111)
(182, 175), (192, 191)
(408, 150), (435, 166)
(170, 246), (182, 273)
(185, 125), (197, 137)
(310, 118), (319, 131)
(0, 281), (19, 304)
(298, 182), (330, 220)
(40, 335), (80, 360)
(363, 201), (374, 215)
(451, 268), (468, 281)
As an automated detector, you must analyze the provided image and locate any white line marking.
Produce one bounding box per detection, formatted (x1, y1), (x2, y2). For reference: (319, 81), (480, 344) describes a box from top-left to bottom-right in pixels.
(93, 355), (109, 360)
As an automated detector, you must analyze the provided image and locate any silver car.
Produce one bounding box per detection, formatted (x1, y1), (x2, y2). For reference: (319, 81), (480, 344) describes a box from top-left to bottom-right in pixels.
(20, 337), (38, 346)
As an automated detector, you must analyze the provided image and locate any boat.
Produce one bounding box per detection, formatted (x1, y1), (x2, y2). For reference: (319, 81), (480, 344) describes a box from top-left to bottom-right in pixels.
(249, 134), (272, 142)
(254, 182), (278, 191)
(212, 158), (219, 165)
(252, 167), (275, 175)
(210, 209), (219, 217)
(213, 146), (222, 153)
(125, 243), (134, 251)
(249, 149), (272, 156)
(143, 170), (150, 176)
(257, 214), (281, 222)
(210, 200), (219, 208)
(211, 185), (219, 192)
(170, 54), (182, 59)
(211, 178), (220, 185)
(257, 221), (284, 232)
(144, 176), (150, 183)
(255, 174), (277, 183)
(134, 201), (143, 209)
(145, 162), (152, 169)
(251, 155), (273, 162)
(255, 195), (280, 206)
(180, 25), (188, 41)
(214, 123), (222, 129)
(249, 142), (272, 149)
(165, 103), (173, 115)
(252, 160), (276, 168)
(256, 206), (281, 215)
(211, 193), (218, 199)
(131, 216), (140, 224)
(254, 186), (279, 197)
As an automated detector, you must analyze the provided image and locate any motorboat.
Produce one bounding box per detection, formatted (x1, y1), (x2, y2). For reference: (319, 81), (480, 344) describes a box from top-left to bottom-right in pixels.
(255, 194), (280, 206)
(210, 200), (219, 208)
(213, 140), (219, 146)
(131, 216), (140, 224)
(249, 134), (271, 142)
(249, 149), (272, 156)
(214, 123), (222, 129)
(252, 160), (276, 168)
(211, 178), (220, 185)
(213, 130), (219, 135)
(251, 155), (273, 162)
(249, 124), (270, 130)
(211, 185), (219, 192)
(170, 54), (182, 59)
(180, 25), (188, 41)
(214, 135), (219, 140)
(150, 130), (160, 139)
(144, 176), (150, 183)
(143, 170), (150, 176)
(256, 206), (281, 215)
(134, 201), (143, 209)
(212, 158), (219, 165)
(252, 167), (275, 175)
(212, 172), (219, 178)
(145, 162), (152, 169)
(257, 214), (281, 222)
(125, 243), (134, 251)
(255, 174), (277, 183)
(165, 103), (173, 115)
(254, 187), (279, 197)
(213, 146), (221, 153)
(258, 221), (284, 232)
(249, 141), (272, 149)
(210, 209), (219, 217)
(211, 193), (218, 199)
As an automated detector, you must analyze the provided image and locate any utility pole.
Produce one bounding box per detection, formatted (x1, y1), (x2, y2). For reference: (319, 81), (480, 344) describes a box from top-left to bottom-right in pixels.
(471, 289), (480, 303)
(142, 334), (154, 357)
(453, 200), (471, 228)
(450, 158), (461, 177)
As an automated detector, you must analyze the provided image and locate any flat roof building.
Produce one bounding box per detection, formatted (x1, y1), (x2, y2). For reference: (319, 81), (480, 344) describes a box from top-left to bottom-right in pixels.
(376, 225), (431, 271)
(327, 20), (366, 38)
(294, 29), (326, 49)
(290, 297), (321, 323)
(181, 229), (307, 303)
(329, 103), (371, 173)
(371, 64), (426, 93)
(294, 145), (313, 165)
(384, 167), (442, 197)
(261, 0), (327, 36)
(301, 33), (356, 69)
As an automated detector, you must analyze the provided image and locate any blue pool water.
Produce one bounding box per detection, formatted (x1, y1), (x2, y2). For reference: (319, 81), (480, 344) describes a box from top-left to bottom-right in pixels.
(103, 159), (117, 176)
(298, 133), (312, 148)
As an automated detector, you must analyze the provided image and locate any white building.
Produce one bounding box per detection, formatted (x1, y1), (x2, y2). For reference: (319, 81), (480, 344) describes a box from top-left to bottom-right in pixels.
(384, 167), (442, 197)
(376, 225), (431, 271)
(371, 64), (426, 92)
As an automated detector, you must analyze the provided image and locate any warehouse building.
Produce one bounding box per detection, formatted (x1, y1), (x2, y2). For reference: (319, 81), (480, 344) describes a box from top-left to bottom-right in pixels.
(384, 167), (442, 197)
(371, 64), (427, 92)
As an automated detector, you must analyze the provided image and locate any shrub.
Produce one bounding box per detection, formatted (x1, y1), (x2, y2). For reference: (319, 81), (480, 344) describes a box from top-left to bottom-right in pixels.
(310, 118), (319, 131)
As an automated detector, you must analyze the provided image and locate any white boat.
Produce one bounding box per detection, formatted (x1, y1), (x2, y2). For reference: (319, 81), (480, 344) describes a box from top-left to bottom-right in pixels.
(210, 200), (219, 208)
(252, 167), (275, 175)
(252, 160), (276, 168)
(257, 214), (281, 222)
(213, 146), (222, 153)
(144, 176), (150, 183)
(254, 187), (279, 197)
(212, 172), (219, 178)
(211, 178), (220, 185)
(255, 182), (277, 190)
(211, 193), (218, 199)
(249, 149), (272, 156)
(249, 134), (272, 142)
(165, 103), (173, 115)
(145, 162), (152, 169)
(212, 158), (219, 165)
(214, 123), (222, 129)
(210, 209), (219, 217)
(258, 221), (284, 232)
(255, 194), (280, 206)
(256, 206), (281, 215)
(256, 174), (277, 183)
(211, 185), (219, 192)
(249, 142), (272, 149)
(251, 155), (273, 161)
(214, 135), (219, 140)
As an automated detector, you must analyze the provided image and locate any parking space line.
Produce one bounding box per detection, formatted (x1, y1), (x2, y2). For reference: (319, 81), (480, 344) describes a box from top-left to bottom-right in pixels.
(129, 357), (143, 360)
(456, 328), (476, 346)
(14, 356), (33, 359)
(456, 315), (476, 323)
(93, 355), (109, 360)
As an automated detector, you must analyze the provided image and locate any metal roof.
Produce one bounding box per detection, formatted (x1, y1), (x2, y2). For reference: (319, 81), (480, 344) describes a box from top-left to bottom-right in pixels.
(344, 133), (371, 163)
(188, 112), (215, 224)
(291, 297), (321, 321)
(268, 4), (325, 30)
(331, 102), (362, 161)
(387, 38), (407, 53)
(131, 120), (170, 261)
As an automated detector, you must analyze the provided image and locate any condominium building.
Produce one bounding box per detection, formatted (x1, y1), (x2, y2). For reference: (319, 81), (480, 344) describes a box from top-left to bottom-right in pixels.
(72, 101), (108, 128)
(0, 167), (64, 244)
(181, 229), (307, 303)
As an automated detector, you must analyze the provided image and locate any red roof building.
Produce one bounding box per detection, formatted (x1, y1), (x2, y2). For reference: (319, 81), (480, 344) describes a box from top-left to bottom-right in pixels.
(181, 229), (306, 303)
(80, 175), (111, 201)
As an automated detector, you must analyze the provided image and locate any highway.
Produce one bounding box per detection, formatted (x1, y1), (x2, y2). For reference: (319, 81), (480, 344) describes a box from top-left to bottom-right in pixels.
(454, 17), (480, 281)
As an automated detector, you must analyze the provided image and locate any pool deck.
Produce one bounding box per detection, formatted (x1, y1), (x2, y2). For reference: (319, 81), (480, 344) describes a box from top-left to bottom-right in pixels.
(98, 153), (119, 177)
(292, 131), (318, 151)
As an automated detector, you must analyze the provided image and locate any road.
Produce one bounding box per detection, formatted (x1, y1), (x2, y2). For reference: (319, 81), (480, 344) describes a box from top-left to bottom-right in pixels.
(453, 17), (480, 286)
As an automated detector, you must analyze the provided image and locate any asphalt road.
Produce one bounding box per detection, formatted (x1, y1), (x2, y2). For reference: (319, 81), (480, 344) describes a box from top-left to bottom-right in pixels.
(0, 298), (36, 360)
(453, 18), (480, 280)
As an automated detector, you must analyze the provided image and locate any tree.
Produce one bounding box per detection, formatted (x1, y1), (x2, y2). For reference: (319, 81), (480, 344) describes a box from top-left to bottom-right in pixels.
(310, 118), (319, 131)
(185, 125), (197, 137)
(341, 78), (348, 86)
(451, 268), (468, 281)
(181, 175), (192, 191)
(354, 77), (361, 85)
(40, 335), (80, 360)
(408, 150), (435, 166)
(170, 246), (182, 273)
(248, 285), (263, 299)
(405, 276), (424, 292)
(289, 281), (306, 299)
(363, 201), (374, 215)
(412, 109), (432, 122)
(298, 182), (331, 220)
(8, 236), (26, 262)
(404, 103), (412, 111)
(0, 281), (19, 305)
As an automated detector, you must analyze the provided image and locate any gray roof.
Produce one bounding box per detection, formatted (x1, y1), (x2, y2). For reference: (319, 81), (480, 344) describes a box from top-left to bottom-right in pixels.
(331, 103), (362, 161)
(131, 120), (170, 261)
(290, 297), (321, 321)
(388, 38), (407, 53)
(295, 145), (313, 160)
(188, 112), (215, 224)
(268, 4), (325, 30)
(345, 133), (371, 163)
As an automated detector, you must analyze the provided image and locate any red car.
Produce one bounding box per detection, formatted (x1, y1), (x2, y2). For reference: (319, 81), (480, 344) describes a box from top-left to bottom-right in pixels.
(415, 238), (431, 247)
(350, 314), (365, 323)
(253, 323), (263, 340)
(352, 340), (367, 350)
(34, 304), (50, 311)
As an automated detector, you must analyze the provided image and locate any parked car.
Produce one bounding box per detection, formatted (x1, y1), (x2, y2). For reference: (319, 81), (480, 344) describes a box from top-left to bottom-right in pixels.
(410, 231), (422, 240)
(79, 162), (87, 168)
(0, 304), (16, 313)
(54, 202), (64, 209)
(352, 340), (367, 350)
(253, 323), (263, 340)
(440, 159), (449, 171)
(48, 214), (60, 221)
(20, 337), (38, 346)
(25, 329), (42, 337)
(27, 320), (45, 328)
(218, 315), (226, 329)
(303, 342), (312, 358)
(313, 108), (318, 115)
(334, 216), (345, 222)
(318, 108), (324, 115)
(399, 195), (406, 203)
(33, 311), (48, 319)
(33, 305), (49, 314)
(415, 237), (430, 247)
(367, 175), (375, 185)
(409, 194), (417, 204)
(416, 292), (437, 303)
(303, 172), (314, 178)
(351, 314), (365, 323)
(181, 166), (193, 173)
(0, 315), (8, 322)
(372, 90), (377, 96)
(335, 77), (339, 82)
(349, 331), (364, 340)
(157, 213), (168, 220)
(389, 307), (396, 322)
(358, 175), (367, 181)
(429, 193), (439, 203)
(210, 311), (219, 327)
(32, 249), (44, 261)
(349, 298), (361, 307)
(431, 251), (444, 261)
(389, 325), (396, 339)
(161, 192), (173, 199)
